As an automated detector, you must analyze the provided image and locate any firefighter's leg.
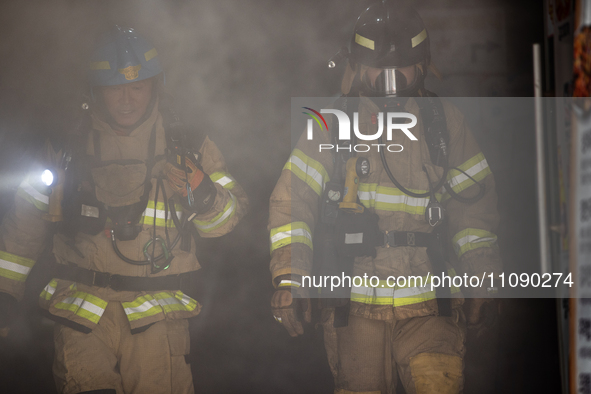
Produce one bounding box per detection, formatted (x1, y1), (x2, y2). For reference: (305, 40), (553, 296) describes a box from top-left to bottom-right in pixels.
(117, 303), (194, 394)
(322, 309), (395, 394)
(52, 303), (124, 394)
(391, 308), (466, 394)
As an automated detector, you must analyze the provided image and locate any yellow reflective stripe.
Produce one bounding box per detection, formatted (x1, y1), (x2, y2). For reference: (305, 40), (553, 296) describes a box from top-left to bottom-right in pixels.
(0, 250), (35, 282)
(452, 228), (498, 258)
(350, 270), (460, 307)
(411, 29), (427, 48)
(357, 183), (442, 215)
(283, 149), (330, 196)
(54, 292), (108, 324)
(351, 283), (395, 305)
(16, 180), (49, 212)
(174, 290), (198, 310)
(39, 279), (58, 301)
(144, 48), (157, 62)
(140, 200), (183, 227)
(210, 171), (236, 190)
(122, 294), (162, 322)
(355, 33), (375, 50)
(445, 153), (491, 195)
(156, 291), (198, 314)
(90, 61), (111, 70)
(122, 291), (197, 322)
(269, 222), (313, 254)
(278, 280), (301, 288)
(193, 192), (237, 233)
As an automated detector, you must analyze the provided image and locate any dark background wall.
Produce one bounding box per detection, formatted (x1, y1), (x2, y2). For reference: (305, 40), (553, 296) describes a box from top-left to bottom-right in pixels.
(0, 1), (561, 393)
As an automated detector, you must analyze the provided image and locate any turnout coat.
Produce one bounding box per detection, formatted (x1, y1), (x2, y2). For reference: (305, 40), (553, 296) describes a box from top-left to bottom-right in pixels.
(268, 97), (501, 321)
(0, 101), (248, 331)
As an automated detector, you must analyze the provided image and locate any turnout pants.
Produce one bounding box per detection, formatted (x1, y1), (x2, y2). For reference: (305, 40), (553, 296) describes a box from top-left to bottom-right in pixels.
(52, 302), (194, 394)
(323, 309), (466, 394)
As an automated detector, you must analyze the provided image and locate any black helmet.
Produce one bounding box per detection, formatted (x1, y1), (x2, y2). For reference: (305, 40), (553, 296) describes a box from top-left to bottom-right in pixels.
(350, 1), (430, 97)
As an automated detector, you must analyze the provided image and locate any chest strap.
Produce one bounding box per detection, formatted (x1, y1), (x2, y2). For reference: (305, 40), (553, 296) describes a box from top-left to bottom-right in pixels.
(381, 231), (433, 248)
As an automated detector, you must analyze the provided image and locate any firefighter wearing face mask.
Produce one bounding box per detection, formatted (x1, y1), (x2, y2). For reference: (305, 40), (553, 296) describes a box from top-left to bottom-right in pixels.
(0, 26), (248, 394)
(268, 2), (501, 393)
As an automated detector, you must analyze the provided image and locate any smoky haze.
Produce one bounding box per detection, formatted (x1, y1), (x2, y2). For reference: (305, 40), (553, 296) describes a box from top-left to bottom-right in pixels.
(0, 1), (558, 393)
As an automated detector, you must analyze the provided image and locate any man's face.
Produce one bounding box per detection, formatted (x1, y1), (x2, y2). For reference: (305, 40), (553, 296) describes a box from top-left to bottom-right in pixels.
(101, 79), (153, 129)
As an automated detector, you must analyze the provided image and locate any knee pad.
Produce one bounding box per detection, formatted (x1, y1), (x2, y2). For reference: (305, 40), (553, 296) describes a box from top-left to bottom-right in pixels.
(409, 353), (462, 394)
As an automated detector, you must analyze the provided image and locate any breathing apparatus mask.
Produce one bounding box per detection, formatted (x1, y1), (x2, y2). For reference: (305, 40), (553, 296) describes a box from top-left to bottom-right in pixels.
(360, 63), (424, 98)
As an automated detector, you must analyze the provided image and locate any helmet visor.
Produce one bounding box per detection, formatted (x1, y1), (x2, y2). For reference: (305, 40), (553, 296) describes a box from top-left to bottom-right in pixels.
(363, 65), (420, 97)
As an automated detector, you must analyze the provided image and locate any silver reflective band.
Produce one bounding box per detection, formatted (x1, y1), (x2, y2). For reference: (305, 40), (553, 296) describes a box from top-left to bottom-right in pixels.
(279, 279), (302, 288)
(274, 316), (282, 323)
(345, 233), (364, 244)
(81, 204), (100, 218)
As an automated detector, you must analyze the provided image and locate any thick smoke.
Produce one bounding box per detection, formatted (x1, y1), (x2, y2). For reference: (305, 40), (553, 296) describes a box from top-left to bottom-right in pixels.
(0, 1), (557, 393)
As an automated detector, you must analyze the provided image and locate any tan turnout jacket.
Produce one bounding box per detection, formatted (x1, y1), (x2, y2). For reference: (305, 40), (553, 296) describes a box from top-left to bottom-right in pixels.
(268, 97), (501, 321)
(0, 101), (248, 331)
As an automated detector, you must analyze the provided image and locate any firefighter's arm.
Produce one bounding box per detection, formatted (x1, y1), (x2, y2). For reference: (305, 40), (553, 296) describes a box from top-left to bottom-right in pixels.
(268, 169), (317, 336)
(268, 126), (333, 335)
(441, 104), (501, 326)
(0, 143), (56, 302)
(185, 136), (248, 238)
(268, 124), (333, 284)
(443, 102), (502, 299)
(0, 167), (54, 333)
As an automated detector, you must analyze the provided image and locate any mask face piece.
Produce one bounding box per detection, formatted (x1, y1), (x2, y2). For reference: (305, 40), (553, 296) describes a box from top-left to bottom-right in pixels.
(362, 64), (421, 97)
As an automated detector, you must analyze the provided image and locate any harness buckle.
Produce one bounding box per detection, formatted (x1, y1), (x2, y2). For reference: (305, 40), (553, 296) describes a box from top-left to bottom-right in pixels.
(90, 270), (110, 288)
(407, 232), (416, 246)
(108, 274), (124, 291)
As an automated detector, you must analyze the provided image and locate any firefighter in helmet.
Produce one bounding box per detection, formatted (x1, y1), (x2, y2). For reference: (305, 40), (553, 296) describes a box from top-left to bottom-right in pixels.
(0, 26), (248, 393)
(269, 2), (500, 393)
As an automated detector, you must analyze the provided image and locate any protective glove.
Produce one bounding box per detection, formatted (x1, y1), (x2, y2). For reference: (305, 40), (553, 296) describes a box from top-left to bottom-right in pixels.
(463, 277), (499, 328)
(163, 159), (216, 214)
(464, 298), (499, 338)
(0, 292), (18, 332)
(271, 279), (311, 337)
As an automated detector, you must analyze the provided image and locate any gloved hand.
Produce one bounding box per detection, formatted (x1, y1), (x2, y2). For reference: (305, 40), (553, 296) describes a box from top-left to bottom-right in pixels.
(0, 292), (18, 333)
(464, 298), (499, 338)
(164, 159), (216, 214)
(271, 286), (311, 337)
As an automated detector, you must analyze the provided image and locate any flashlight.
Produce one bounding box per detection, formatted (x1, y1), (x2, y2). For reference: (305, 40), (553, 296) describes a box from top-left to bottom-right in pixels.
(39, 167), (65, 222)
(41, 169), (55, 187)
(339, 157), (370, 214)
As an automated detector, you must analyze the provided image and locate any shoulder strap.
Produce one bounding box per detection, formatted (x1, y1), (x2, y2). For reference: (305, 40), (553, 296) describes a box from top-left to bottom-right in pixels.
(329, 95), (357, 182)
(416, 94), (449, 167)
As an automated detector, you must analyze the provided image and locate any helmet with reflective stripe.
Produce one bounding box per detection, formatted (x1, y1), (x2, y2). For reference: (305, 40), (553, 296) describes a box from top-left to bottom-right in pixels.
(350, 1), (430, 97)
(350, 1), (429, 68)
(89, 26), (162, 87)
